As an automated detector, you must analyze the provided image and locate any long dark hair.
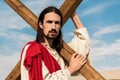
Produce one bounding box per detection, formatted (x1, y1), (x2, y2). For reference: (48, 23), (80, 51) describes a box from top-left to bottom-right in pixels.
(36, 6), (63, 53)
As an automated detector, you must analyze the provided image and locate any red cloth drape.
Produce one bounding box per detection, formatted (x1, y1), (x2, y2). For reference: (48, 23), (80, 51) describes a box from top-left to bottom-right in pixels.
(22, 41), (61, 80)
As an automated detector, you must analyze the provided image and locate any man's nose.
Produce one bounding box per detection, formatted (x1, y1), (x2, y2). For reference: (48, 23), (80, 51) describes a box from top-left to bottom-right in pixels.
(51, 22), (56, 28)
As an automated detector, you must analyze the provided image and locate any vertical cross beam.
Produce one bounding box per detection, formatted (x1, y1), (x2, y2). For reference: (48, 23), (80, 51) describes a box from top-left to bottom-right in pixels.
(4, 0), (105, 80)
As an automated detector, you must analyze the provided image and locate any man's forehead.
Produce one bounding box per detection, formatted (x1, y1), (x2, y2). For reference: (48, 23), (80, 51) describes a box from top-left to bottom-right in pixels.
(44, 12), (61, 20)
(45, 12), (60, 17)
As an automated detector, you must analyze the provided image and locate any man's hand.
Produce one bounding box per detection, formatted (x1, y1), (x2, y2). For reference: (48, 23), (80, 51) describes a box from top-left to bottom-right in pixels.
(67, 53), (86, 75)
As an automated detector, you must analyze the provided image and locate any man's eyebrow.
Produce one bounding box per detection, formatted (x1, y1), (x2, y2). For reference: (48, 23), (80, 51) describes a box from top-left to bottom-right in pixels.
(46, 20), (53, 23)
(46, 20), (60, 23)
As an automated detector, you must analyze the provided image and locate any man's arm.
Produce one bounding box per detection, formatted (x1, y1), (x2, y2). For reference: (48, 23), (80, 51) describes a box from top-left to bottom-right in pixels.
(69, 12), (91, 61)
(71, 12), (91, 64)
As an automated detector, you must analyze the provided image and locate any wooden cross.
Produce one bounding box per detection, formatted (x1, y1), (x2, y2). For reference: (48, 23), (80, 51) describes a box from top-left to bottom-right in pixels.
(5, 0), (105, 80)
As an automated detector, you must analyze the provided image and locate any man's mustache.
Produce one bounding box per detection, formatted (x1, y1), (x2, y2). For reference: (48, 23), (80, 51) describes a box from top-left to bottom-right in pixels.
(49, 29), (57, 33)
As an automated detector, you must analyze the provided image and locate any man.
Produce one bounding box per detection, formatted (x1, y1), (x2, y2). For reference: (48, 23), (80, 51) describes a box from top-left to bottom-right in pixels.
(21, 6), (90, 80)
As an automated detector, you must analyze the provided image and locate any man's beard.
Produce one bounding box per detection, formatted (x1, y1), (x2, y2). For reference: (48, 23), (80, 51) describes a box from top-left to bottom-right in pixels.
(44, 33), (57, 40)
(44, 29), (58, 40)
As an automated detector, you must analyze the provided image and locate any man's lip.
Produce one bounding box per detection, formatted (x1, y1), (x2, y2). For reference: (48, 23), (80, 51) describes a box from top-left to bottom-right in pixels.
(50, 32), (57, 34)
(49, 31), (57, 33)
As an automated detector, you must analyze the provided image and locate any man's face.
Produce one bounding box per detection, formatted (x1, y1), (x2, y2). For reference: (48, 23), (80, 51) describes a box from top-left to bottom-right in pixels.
(39, 12), (61, 39)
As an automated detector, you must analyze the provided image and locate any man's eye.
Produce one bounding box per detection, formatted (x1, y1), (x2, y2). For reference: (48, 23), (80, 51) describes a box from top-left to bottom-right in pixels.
(47, 21), (53, 23)
(55, 21), (60, 24)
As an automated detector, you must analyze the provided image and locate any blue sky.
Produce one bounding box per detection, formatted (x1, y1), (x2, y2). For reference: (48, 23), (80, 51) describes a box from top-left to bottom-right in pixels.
(0, 0), (120, 79)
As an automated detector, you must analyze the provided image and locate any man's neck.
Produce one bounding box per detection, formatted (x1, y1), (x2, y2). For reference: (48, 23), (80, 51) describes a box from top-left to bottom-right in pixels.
(44, 38), (53, 48)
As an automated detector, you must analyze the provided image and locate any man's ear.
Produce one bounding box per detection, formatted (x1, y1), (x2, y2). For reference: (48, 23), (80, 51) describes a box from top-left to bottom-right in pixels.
(39, 22), (43, 29)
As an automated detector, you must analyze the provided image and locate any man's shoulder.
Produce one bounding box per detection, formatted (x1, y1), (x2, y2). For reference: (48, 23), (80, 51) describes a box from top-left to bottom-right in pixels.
(25, 40), (39, 49)
(22, 41), (39, 53)
(25, 41), (42, 57)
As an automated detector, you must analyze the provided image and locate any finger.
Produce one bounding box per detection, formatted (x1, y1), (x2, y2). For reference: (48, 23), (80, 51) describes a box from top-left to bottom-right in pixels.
(77, 56), (86, 63)
(71, 53), (78, 59)
(76, 54), (82, 58)
(79, 54), (85, 60)
(81, 56), (86, 61)
(81, 60), (87, 65)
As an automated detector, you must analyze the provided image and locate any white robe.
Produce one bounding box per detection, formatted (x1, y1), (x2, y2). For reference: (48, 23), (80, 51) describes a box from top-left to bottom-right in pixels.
(21, 27), (90, 80)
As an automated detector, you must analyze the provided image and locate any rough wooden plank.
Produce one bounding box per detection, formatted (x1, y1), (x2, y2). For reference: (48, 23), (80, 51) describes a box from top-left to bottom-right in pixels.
(5, 60), (21, 80)
(60, 0), (82, 26)
(4, 0), (105, 80)
(4, 0), (38, 31)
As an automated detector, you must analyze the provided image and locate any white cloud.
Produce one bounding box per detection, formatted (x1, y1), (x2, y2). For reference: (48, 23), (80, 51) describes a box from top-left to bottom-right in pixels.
(98, 65), (120, 72)
(0, 8), (29, 31)
(21, 0), (49, 15)
(0, 53), (20, 80)
(91, 39), (120, 59)
(0, 30), (35, 47)
(93, 24), (120, 38)
(21, 0), (65, 16)
(0, 1), (39, 79)
(0, 23), (35, 79)
(91, 39), (106, 47)
(91, 39), (120, 71)
(81, 1), (117, 16)
(63, 31), (74, 42)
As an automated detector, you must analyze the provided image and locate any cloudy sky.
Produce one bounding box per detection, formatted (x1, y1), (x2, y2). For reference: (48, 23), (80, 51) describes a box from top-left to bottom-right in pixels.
(0, 0), (120, 79)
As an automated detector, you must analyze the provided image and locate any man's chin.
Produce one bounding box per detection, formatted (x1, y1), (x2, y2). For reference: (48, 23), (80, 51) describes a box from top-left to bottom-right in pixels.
(44, 34), (57, 40)
(46, 36), (57, 40)
(49, 36), (57, 39)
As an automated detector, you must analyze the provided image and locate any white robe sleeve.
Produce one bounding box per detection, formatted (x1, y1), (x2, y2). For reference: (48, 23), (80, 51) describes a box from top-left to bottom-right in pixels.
(43, 62), (70, 80)
(68, 27), (90, 58)
(68, 27), (91, 80)
(21, 44), (30, 80)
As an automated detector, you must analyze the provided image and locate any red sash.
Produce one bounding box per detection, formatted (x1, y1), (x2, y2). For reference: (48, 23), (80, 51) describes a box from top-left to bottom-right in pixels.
(22, 41), (61, 80)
